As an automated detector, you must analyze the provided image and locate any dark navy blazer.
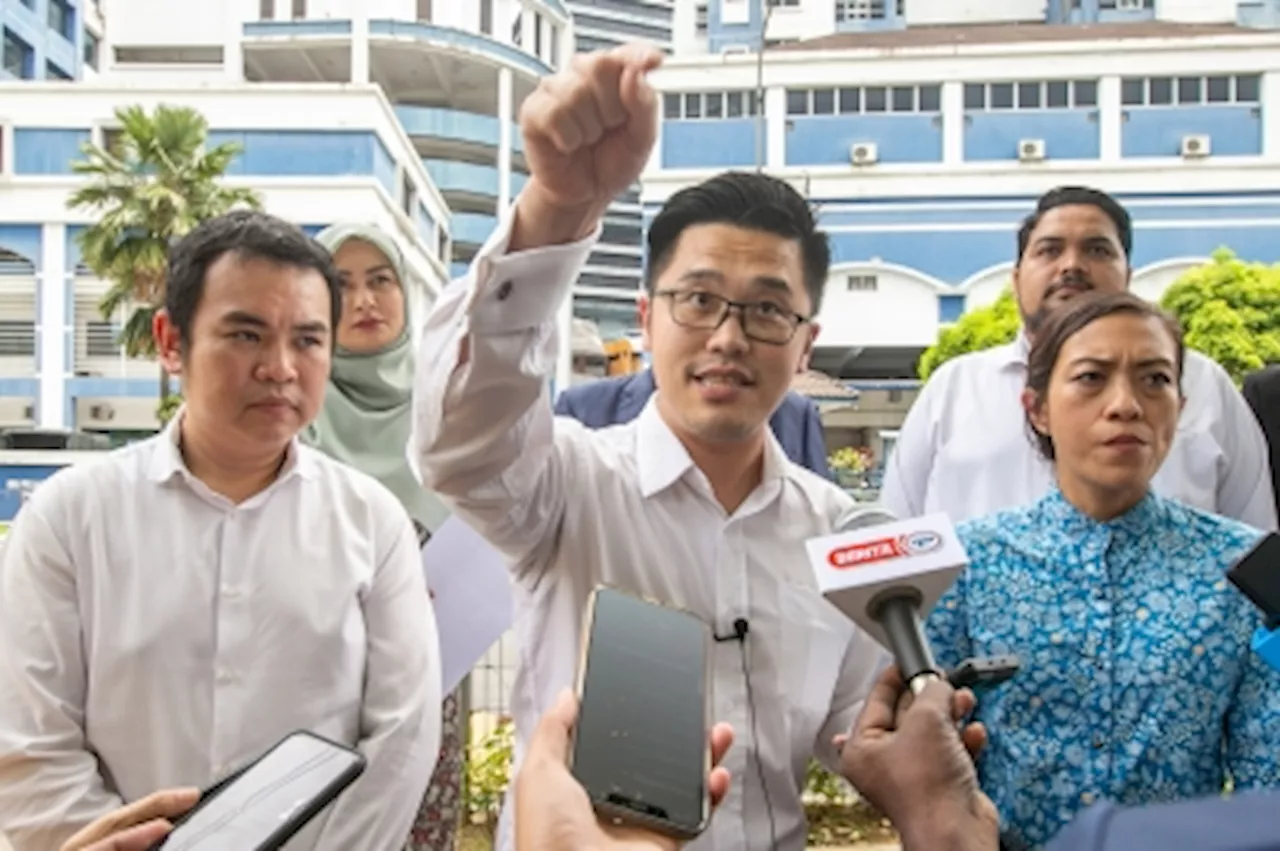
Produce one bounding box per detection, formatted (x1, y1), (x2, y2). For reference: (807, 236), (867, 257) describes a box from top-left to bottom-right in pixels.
(554, 370), (832, 479)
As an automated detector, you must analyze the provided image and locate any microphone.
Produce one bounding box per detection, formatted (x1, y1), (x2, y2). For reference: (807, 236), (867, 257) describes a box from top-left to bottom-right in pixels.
(1227, 532), (1280, 674)
(805, 507), (969, 694)
(714, 618), (750, 643)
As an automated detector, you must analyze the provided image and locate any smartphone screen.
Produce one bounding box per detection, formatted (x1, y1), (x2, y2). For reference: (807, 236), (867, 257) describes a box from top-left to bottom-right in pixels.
(570, 587), (711, 839)
(1229, 532), (1280, 624)
(158, 731), (365, 851)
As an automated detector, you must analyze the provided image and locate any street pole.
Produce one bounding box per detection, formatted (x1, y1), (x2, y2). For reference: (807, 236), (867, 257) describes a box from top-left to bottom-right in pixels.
(754, 0), (772, 172)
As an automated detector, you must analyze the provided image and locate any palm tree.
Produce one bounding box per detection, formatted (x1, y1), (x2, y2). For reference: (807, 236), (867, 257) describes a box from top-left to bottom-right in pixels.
(67, 104), (261, 403)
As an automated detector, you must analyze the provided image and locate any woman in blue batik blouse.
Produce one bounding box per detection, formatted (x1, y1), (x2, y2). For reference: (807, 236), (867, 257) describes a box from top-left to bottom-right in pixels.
(925, 291), (1280, 850)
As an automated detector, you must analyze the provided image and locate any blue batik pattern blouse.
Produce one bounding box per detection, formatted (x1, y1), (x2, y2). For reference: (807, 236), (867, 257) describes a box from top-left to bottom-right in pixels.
(925, 487), (1280, 849)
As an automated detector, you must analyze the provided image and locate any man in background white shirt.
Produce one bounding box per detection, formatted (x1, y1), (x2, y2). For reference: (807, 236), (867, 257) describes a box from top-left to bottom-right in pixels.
(0, 210), (442, 850)
(881, 186), (1276, 530)
(411, 44), (886, 851)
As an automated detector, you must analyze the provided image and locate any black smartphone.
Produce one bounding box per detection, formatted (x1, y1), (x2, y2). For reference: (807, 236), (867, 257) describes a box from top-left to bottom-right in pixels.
(569, 586), (713, 841)
(947, 655), (1021, 692)
(1228, 532), (1280, 626)
(153, 730), (366, 851)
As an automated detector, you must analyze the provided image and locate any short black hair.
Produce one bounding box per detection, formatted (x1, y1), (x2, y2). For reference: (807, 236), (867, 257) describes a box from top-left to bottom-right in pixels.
(1016, 186), (1133, 263)
(1024, 290), (1184, 461)
(645, 171), (831, 316)
(165, 210), (342, 348)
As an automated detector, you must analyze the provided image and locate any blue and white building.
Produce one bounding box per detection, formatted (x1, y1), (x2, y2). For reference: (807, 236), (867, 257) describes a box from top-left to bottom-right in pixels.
(650, 0), (1280, 381)
(0, 0), (600, 435)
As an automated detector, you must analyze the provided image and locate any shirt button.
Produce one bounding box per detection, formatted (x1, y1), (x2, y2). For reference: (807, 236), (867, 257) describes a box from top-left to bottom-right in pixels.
(216, 668), (235, 684)
(1092, 735), (1106, 749)
(221, 585), (240, 599)
(1080, 792), (1096, 805)
(495, 280), (513, 301)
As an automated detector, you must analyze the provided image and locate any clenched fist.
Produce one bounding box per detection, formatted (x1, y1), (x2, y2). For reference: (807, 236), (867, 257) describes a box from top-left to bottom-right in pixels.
(512, 43), (664, 251)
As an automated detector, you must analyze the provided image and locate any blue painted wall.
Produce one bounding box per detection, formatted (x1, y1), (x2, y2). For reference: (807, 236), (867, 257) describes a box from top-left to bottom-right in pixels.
(394, 106), (524, 153)
(453, 212), (497, 247)
(662, 119), (763, 169)
(12, 127), (89, 174)
(0, 0), (81, 80)
(1121, 106), (1261, 157)
(207, 130), (390, 178)
(706, 0), (760, 54)
(371, 135), (397, 198)
(938, 294), (965, 324)
(423, 158), (529, 198)
(787, 115), (941, 166)
(965, 111), (1099, 161)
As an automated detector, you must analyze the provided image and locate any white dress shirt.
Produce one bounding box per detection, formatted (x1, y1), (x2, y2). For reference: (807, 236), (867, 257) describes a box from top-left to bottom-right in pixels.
(410, 213), (888, 851)
(0, 418), (442, 851)
(881, 334), (1278, 530)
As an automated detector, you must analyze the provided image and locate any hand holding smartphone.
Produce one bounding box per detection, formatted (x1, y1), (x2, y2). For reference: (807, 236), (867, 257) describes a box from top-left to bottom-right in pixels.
(150, 730), (365, 851)
(569, 586), (714, 841)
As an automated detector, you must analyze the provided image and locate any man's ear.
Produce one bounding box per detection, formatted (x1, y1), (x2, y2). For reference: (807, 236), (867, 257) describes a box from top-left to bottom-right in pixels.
(153, 309), (184, 376)
(638, 294), (652, 352)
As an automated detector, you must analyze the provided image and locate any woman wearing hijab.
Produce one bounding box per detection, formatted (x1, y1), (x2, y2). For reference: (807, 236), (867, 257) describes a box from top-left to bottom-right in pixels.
(925, 292), (1280, 849)
(308, 223), (460, 851)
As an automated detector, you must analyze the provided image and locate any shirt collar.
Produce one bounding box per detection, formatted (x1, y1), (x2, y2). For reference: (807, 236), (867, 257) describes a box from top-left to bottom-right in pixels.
(1035, 484), (1165, 537)
(993, 329), (1032, 370)
(146, 407), (317, 488)
(635, 395), (790, 499)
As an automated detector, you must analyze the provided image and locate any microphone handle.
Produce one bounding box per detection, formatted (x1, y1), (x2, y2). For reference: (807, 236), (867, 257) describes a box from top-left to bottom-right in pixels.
(876, 594), (940, 695)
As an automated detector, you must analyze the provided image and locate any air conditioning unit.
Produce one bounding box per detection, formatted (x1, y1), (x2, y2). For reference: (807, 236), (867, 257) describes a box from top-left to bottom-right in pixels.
(89, 403), (116, 422)
(849, 142), (878, 165)
(1018, 138), (1046, 162)
(22, 405), (33, 420)
(1181, 134), (1211, 158)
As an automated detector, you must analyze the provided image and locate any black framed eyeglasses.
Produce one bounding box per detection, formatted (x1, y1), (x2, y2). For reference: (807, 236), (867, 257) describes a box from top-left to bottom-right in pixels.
(653, 289), (810, 346)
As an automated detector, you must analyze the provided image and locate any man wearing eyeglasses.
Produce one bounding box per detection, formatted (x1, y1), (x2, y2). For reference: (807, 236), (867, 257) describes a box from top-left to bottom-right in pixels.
(410, 45), (887, 851)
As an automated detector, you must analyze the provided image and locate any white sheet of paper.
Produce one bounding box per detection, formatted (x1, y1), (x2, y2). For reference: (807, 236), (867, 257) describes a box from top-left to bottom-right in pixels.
(420, 516), (515, 695)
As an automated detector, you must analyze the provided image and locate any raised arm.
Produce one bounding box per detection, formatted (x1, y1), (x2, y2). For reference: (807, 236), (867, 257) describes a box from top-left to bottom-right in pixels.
(410, 44), (663, 575)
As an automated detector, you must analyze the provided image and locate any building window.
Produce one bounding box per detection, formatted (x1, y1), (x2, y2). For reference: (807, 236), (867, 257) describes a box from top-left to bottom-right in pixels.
(3, 28), (34, 78)
(786, 85), (942, 115)
(258, 0), (273, 19)
(0, 321), (36, 357)
(836, 0), (888, 21)
(45, 60), (71, 79)
(416, 0), (432, 20)
(964, 80), (1098, 111)
(534, 13), (543, 58)
(550, 25), (559, 68)
(695, 4), (708, 35)
(847, 274), (878, 292)
(85, 321), (119, 357)
(1100, 0), (1153, 7)
(480, 0), (493, 34)
(767, 0), (801, 6)
(291, 0), (306, 19)
(665, 90), (760, 120)
(1121, 74), (1260, 106)
(47, 0), (73, 41)
(83, 30), (99, 68)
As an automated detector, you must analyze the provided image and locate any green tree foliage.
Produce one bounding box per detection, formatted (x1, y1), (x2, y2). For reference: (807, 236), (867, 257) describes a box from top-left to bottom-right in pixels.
(66, 104), (261, 416)
(1159, 248), (1280, 385)
(917, 289), (1021, 380)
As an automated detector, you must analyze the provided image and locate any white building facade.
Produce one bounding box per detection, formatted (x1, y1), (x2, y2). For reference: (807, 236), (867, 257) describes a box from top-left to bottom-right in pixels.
(647, 0), (1280, 379)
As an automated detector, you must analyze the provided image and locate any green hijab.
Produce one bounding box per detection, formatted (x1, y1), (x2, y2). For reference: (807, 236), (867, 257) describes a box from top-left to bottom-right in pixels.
(305, 223), (451, 536)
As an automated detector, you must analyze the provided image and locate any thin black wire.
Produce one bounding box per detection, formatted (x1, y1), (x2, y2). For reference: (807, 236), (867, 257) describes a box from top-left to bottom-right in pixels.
(737, 639), (778, 850)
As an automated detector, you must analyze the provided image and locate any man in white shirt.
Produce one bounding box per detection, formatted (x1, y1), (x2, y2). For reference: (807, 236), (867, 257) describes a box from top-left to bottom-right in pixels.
(881, 186), (1277, 530)
(411, 44), (886, 851)
(0, 210), (442, 850)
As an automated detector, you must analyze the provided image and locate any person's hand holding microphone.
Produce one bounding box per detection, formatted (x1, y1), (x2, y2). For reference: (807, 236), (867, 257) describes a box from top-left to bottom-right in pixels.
(836, 666), (999, 851)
